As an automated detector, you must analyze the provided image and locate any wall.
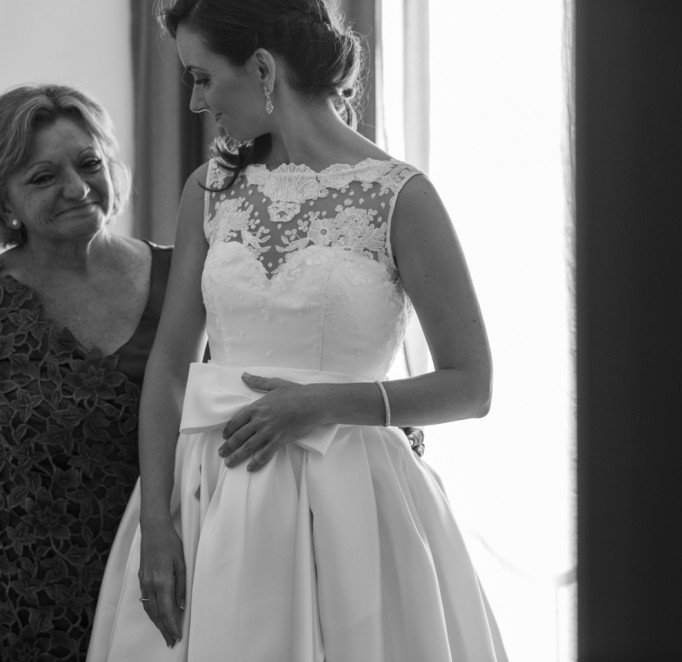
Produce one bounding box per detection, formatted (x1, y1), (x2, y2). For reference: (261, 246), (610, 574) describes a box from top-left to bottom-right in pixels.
(0, 0), (134, 235)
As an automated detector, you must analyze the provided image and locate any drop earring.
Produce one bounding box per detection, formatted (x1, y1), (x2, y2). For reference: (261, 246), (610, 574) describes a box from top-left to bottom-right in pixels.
(263, 85), (274, 114)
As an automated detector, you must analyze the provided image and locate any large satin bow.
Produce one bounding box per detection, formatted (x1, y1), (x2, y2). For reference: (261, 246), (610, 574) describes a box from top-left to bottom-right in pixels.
(179, 362), (364, 456)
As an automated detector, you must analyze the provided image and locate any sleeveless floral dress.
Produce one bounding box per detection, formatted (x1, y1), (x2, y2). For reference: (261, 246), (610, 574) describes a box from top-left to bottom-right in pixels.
(0, 243), (171, 661)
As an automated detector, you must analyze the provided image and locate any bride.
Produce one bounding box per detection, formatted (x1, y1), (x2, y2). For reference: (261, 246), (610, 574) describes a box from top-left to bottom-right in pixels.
(88, 0), (508, 660)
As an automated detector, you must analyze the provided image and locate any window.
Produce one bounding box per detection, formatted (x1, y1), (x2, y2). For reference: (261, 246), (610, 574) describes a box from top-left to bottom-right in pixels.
(380, 1), (575, 660)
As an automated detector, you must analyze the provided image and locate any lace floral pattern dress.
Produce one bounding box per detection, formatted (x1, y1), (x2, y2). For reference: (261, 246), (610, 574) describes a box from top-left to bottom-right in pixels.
(90, 159), (508, 662)
(0, 243), (171, 662)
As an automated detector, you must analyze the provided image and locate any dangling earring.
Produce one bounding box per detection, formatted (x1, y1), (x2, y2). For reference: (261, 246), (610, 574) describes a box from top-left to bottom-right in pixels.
(9, 218), (21, 229)
(263, 85), (274, 114)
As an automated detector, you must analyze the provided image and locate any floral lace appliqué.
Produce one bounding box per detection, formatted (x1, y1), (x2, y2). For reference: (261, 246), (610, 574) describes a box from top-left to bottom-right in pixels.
(205, 158), (419, 281)
(277, 207), (391, 272)
(209, 196), (272, 261)
(248, 163), (330, 224)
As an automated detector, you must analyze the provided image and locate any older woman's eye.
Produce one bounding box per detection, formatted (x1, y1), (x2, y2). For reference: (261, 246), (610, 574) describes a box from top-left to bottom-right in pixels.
(82, 158), (103, 171)
(30, 173), (55, 186)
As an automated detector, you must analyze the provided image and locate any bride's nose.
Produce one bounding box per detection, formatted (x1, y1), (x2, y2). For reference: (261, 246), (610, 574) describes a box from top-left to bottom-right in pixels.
(190, 85), (207, 114)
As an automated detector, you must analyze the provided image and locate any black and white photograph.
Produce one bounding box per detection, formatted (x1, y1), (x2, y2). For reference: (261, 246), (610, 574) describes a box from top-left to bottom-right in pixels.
(1, 1), (681, 661)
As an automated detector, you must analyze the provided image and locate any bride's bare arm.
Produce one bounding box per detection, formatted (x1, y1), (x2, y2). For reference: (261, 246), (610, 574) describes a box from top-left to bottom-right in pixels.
(374, 173), (492, 425)
(139, 163), (208, 525)
(221, 175), (492, 470)
(137, 163), (208, 645)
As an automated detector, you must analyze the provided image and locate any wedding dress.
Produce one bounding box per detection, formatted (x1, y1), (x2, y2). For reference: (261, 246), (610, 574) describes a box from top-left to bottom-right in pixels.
(88, 157), (508, 662)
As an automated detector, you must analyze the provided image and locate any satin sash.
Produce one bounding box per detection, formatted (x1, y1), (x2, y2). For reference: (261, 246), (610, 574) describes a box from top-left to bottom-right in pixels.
(179, 362), (365, 456)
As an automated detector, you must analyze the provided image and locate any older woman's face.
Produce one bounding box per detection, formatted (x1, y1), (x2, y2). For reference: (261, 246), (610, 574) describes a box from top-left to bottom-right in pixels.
(3, 117), (114, 244)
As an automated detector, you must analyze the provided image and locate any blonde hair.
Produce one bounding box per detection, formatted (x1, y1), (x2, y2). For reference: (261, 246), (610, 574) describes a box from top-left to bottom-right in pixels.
(0, 84), (131, 247)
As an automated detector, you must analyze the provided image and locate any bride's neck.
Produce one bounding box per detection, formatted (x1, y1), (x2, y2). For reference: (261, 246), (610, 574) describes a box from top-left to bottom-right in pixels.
(264, 99), (367, 171)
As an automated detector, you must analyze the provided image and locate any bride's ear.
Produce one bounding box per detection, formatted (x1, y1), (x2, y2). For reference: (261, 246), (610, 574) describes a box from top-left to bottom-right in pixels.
(249, 48), (278, 90)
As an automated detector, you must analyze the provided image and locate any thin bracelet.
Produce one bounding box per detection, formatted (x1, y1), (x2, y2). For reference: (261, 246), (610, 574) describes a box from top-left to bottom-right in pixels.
(375, 380), (391, 427)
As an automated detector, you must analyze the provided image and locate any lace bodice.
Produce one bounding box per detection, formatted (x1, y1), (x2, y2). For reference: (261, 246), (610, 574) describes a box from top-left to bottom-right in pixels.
(201, 157), (421, 380)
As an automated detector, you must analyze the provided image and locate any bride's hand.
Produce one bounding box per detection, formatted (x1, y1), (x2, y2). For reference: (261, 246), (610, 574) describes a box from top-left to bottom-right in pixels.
(218, 372), (324, 471)
(138, 521), (186, 648)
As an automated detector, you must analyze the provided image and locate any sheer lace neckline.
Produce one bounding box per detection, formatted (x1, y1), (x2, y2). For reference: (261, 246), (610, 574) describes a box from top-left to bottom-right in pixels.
(245, 157), (398, 178)
(204, 156), (419, 281)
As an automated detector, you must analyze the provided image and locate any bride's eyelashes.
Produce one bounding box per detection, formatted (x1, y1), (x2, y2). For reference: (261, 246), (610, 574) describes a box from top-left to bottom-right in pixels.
(181, 69), (211, 88)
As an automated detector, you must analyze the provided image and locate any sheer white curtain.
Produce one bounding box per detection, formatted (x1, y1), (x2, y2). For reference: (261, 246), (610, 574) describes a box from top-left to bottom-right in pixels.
(377, 0), (432, 376)
(378, 1), (576, 661)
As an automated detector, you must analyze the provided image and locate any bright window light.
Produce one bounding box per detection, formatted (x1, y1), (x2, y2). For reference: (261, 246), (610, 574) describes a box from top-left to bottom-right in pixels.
(381, 1), (575, 660)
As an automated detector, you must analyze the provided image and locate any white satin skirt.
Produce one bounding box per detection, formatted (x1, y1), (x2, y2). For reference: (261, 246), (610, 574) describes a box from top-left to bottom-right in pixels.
(87, 363), (508, 662)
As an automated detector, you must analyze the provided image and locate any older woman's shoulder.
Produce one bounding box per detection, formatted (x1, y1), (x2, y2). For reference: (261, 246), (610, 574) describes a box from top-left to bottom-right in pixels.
(0, 248), (37, 313)
(144, 241), (174, 270)
(113, 237), (172, 289)
(144, 241), (173, 254)
(116, 235), (169, 253)
(0, 245), (23, 281)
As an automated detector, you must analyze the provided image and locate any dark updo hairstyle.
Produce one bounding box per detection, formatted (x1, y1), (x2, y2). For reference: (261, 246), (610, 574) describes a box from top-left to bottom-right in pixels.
(0, 84), (131, 248)
(158, 0), (365, 184)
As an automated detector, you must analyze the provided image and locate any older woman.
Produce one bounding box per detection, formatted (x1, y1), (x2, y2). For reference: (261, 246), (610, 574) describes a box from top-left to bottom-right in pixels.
(0, 85), (172, 659)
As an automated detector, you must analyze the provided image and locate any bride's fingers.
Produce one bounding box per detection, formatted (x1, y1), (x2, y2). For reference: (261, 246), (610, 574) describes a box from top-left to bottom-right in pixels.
(143, 593), (175, 647)
(242, 373), (296, 392)
(225, 433), (266, 468)
(219, 422), (257, 457)
(174, 556), (187, 612)
(222, 408), (251, 440)
(156, 580), (182, 646)
(241, 372), (277, 392)
(246, 440), (280, 472)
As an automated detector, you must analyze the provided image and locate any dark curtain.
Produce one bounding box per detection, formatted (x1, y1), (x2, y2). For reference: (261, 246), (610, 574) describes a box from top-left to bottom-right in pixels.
(130, 1), (219, 243)
(129, 0), (377, 242)
(338, 0), (377, 142)
(576, 1), (682, 659)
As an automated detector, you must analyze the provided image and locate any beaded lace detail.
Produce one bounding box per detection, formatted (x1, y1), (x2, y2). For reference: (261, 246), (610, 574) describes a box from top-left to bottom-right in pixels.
(204, 158), (420, 280)
(201, 157), (421, 377)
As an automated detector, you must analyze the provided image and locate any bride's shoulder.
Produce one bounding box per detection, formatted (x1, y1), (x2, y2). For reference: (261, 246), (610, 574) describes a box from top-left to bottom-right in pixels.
(177, 161), (214, 208)
(188, 161), (212, 187)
